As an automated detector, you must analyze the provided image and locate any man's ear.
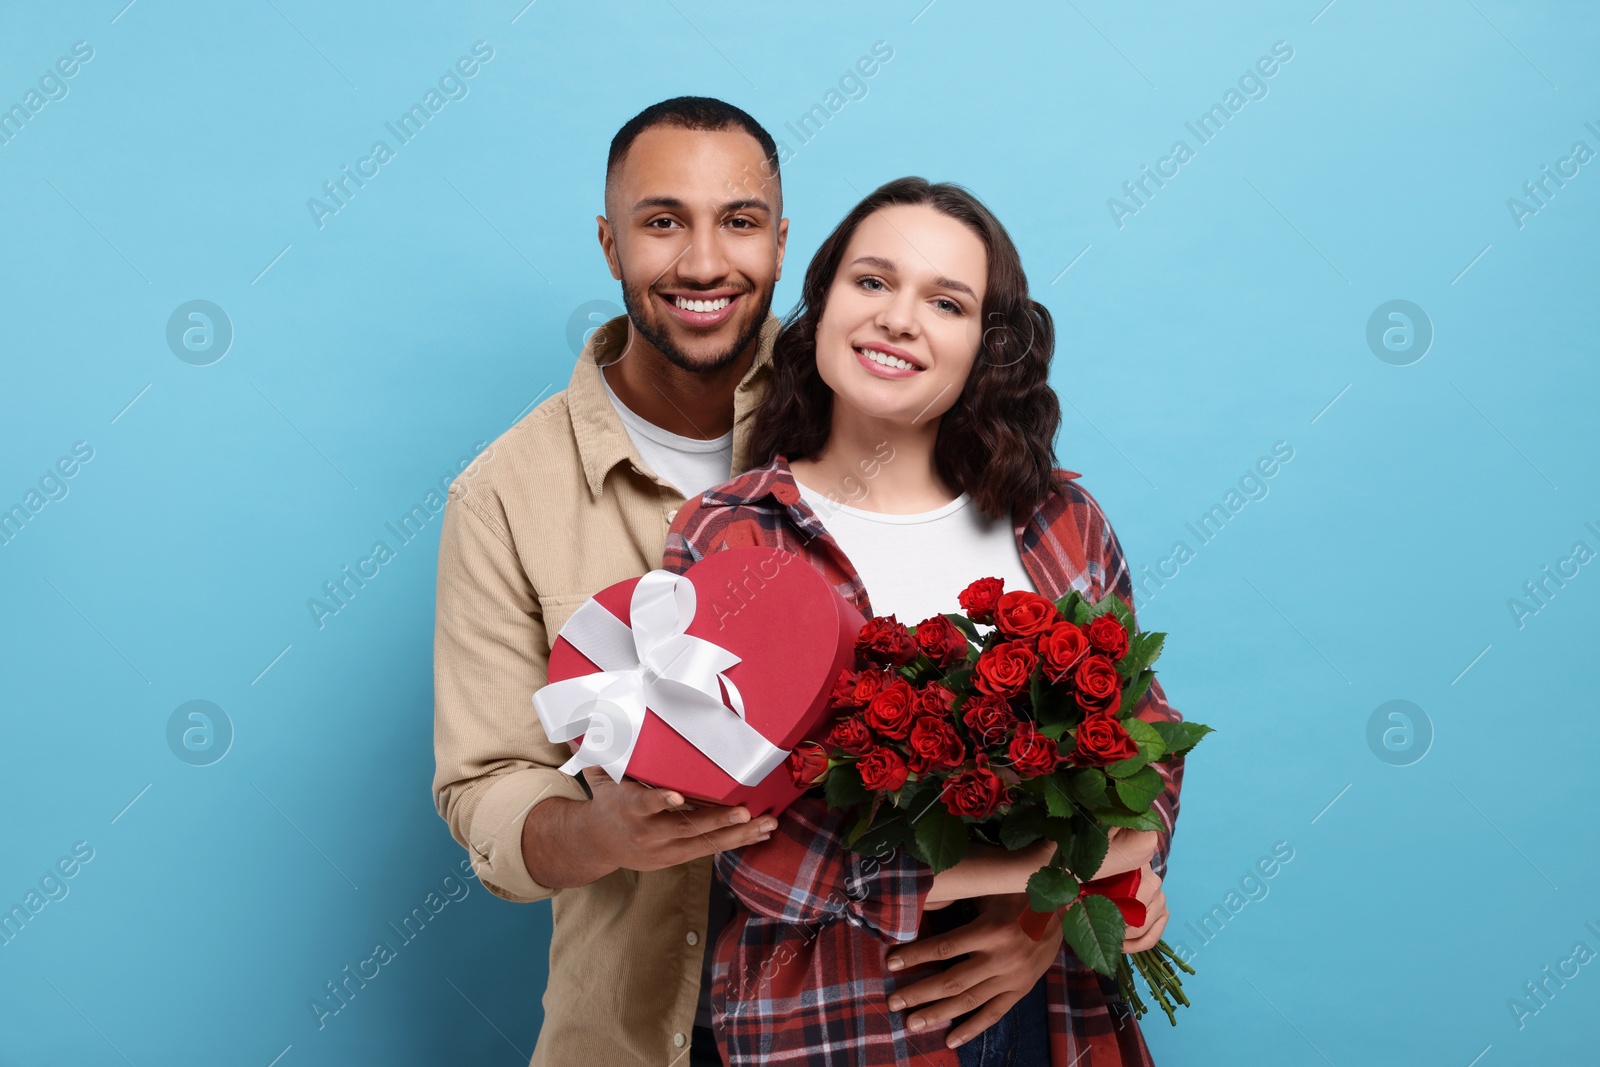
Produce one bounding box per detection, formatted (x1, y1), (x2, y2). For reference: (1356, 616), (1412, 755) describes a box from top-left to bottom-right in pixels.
(774, 215), (790, 282)
(597, 214), (623, 281)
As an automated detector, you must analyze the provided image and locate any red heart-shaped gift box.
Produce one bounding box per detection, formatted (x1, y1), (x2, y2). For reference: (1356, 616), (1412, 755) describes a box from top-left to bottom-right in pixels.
(544, 546), (864, 817)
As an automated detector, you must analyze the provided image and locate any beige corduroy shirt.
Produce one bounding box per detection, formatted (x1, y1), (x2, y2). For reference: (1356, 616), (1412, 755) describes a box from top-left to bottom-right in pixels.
(432, 311), (780, 1067)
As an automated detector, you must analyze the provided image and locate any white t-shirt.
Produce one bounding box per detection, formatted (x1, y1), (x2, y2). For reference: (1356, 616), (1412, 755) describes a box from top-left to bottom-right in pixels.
(794, 481), (1037, 622)
(601, 371), (733, 499)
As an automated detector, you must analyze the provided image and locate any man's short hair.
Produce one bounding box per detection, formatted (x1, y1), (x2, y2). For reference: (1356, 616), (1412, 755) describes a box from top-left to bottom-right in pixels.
(605, 96), (781, 212)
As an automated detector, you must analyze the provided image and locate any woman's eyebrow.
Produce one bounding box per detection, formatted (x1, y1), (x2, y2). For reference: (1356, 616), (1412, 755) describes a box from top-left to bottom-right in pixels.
(850, 254), (976, 300)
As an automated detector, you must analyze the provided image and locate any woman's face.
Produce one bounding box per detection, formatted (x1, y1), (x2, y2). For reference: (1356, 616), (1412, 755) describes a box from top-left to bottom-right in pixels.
(813, 204), (988, 430)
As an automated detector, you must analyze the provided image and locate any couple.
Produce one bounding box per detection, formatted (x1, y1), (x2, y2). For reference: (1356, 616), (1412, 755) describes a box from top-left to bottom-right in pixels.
(432, 96), (1184, 1067)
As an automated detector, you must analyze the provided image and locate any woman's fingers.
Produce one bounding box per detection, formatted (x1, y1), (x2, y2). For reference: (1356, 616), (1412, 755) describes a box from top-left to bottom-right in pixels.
(888, 953), (994, 1012)
(1124, 900), (1168, 952)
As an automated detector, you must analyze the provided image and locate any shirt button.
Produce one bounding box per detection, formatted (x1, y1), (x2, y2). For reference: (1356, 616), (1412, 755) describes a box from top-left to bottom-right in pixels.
(686, 931), (699, 946)
(674, 1033), (687, 1048)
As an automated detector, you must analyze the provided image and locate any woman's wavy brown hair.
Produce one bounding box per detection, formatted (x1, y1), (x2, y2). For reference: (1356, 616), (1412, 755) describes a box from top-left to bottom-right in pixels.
(747, 176), (1060, 519)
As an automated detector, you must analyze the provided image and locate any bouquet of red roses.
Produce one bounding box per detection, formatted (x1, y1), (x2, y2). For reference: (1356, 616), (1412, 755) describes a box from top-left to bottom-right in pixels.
(786, 577), (1211, 1025)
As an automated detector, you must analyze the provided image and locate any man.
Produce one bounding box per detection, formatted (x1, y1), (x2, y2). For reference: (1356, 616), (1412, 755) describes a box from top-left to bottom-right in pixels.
(432, 97), (1135, 1067)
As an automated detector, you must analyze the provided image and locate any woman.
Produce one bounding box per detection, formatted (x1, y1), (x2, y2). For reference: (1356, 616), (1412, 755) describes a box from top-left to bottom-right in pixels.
(664, 178), (1186, 1066)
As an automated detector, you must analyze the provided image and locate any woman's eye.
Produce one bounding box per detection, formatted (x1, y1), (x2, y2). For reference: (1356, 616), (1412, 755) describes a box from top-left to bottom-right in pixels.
(856, 276), (886, 291)
(934, 298), (963, 314)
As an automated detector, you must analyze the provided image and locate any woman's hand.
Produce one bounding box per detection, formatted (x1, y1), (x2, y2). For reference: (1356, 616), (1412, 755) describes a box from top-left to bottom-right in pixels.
(1123, 860), (1168, 952)
(1093, 826), (1160, 881)
(883, 892), (1063, 1049)
(925, 838), (1056, 903)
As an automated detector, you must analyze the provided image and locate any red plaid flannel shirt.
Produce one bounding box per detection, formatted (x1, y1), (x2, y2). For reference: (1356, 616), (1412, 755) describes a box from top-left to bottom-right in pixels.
(663, 454), (1185, 1067)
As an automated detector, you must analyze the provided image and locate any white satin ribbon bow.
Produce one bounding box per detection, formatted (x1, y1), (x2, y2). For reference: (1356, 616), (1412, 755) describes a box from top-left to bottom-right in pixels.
(532, 570), (789, 787)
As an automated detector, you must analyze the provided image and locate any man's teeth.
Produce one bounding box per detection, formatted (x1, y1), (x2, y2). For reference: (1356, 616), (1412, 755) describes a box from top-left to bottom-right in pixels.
(857, 346), (918, 371)
(674, 296), (732, 313)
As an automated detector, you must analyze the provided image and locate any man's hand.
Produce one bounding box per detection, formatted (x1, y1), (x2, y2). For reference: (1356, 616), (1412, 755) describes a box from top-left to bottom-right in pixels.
(883, 893), (1063, 1050)
(521, 766), (775, 889)
(1124, 860), (1168, 952)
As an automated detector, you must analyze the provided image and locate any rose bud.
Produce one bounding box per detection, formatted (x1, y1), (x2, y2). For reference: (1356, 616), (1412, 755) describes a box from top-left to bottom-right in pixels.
(907, 715), (966, 773)
(913, 614), (969, 669)
(1072, 654), (1121, 715)
(855, 615), (918, 667)
(1069, 715), (1140, 767)
(994, 590), (1060, 639)
(1086, 613), (1131, 660)
(958, 577), (1005, 624)
(786, 742), (830, 787)
(864, 679), (918, 740)
(857, 745), (910, 792)
(1007, 722), (1061, 779)
(825, 714), (875, 756)
(961, 694), (1019, 748)
(1038, 621), (1089, 682)
(974, 640), (1039, 700)
(940, 764), (1006, 820)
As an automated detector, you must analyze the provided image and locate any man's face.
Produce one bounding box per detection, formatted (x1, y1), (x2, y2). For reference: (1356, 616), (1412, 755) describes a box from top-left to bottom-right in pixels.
(600, 125), (788, 374)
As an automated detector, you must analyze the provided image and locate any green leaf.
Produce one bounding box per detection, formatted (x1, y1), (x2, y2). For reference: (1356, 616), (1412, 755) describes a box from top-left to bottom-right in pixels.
(1122, 717), (1167, 761)
(1028, 671), (1046, 716)
(1044, 773), (1075, 819)
(1121, 668), (1154, 711)
(1113, 766), (1164, 812)
(850, 814), (912, 858)
(1060, 893), (1127, 977)
(941, 667), (974, 694)
(824, 764), (869, 810)
(1095, 808), (1165, 832)
(1062, 820), (1111, 882)
(912, 808), (969, 873)
(1104, 753), (1149, 779)
(1000, 805), (1047, 850)
(1068, 597), (1093, 625)
(1152, 721), (1214, 758)
(944, 612), (983, 644)
(1067, 769), (1107, 807)
(1026, 865), (1080, 913)
(1037, 719), (1071, 742)
(1053, 590), (1087, 620)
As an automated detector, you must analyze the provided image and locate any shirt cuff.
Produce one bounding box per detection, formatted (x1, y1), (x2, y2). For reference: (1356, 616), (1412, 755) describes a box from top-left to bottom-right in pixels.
(465, 767), (588, 903)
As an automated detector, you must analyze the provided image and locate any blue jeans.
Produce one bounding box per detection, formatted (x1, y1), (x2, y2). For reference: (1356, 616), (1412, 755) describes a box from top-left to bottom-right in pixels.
(955, 972), (1051, 1067)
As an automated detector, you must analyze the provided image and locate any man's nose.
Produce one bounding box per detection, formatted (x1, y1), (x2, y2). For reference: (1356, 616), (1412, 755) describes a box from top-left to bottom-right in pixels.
(675, 233), (733, 286)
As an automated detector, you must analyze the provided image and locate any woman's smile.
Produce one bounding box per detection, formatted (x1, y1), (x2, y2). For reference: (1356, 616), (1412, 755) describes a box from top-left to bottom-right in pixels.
(852, 341), (926, 379)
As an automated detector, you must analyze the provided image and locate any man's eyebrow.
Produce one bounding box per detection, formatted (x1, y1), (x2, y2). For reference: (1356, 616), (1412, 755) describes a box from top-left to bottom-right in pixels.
(848, 255), (977, 300)
(629, 196), (774, 217)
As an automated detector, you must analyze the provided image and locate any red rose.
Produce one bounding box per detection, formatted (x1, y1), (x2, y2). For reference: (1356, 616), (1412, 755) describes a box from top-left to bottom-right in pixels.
(1069, 715), (1139, 767)
(974, 640), (1038, 699)
(916, 682), (957, 719)
(852, 669), (891, 706)
(907, 716), (966, 773)
(913, 614), (969, 669)
(825, 714), (874, 756)
(1038, 622), (1090, 682)
(856, 615), (917, 667)
(958, 577), (1005, 624)
(961, 694), (1018, 748)
(864, 679), (918, 740)
(941, 763), (1006, 819)
(1007, 723), (1061, 779)
(857, 746), (910, 792)
(786, 742), (829, 787)
(1072, 654), (1121, 715)
(1086, 613), (1130, 660)
(830, 667), (863, 708)
(994, 591), (1060, 639)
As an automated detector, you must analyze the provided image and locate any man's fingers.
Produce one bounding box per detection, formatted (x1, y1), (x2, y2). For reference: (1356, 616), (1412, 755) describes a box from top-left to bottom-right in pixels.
(887, 956), (994, 1012)
(901, 976), (1009, 1034)
(944, 984), (1024, 1049)
(885, 924), (997, 976)
(667, 817), (775, 862)
(662, 803), (767, 840)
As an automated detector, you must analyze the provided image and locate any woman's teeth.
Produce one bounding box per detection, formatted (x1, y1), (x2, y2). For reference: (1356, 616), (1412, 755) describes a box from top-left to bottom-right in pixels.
(674, 296), (732, 312)
(857, 346), (918, 371)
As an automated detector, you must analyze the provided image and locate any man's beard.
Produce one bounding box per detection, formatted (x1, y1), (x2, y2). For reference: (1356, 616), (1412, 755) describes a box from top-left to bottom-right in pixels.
(619, 276), (773, 376)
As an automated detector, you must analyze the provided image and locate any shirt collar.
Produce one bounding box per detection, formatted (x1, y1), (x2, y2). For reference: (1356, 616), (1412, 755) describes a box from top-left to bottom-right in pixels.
(568, 310), (781, 499)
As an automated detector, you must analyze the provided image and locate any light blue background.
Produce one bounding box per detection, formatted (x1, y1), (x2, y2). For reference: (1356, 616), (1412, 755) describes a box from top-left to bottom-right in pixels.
(2, 1), (1596, 1064)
